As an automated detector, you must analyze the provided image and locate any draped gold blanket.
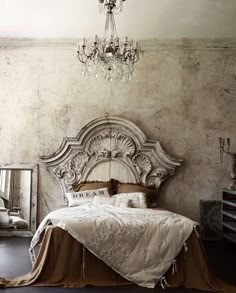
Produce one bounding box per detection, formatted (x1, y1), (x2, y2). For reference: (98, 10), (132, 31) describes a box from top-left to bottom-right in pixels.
(0, 226), (235, 292)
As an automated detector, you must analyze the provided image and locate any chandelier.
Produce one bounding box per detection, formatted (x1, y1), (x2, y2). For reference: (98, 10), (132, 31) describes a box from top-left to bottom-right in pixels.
(77, 0), (140, 82)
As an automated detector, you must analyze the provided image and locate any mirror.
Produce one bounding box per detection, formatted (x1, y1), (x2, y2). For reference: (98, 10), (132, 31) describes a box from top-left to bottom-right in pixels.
(0, 164), (38, 236)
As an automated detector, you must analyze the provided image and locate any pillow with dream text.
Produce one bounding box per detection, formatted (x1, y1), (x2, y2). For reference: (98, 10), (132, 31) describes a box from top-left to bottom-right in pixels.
(93, 196), (130, 208)
(65, 187), (110, 207)
(112, 192), (147, 208)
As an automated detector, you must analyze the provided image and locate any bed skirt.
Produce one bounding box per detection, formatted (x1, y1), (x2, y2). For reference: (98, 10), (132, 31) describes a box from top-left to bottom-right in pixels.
(0, 226), (235, 292)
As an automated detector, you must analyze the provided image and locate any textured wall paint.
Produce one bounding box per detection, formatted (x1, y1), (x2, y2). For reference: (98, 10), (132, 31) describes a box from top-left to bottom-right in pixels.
(0, 41), (235, 223)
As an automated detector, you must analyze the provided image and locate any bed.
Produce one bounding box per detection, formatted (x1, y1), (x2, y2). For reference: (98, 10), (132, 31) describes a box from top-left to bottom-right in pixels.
(0, 116), (235, 292)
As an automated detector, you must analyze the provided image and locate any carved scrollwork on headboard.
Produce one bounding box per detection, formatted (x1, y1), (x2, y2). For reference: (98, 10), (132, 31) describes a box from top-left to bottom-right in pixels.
(53, 151), (90, 185)
(87, 130), (136, 159)
(40, 116), (182, 194)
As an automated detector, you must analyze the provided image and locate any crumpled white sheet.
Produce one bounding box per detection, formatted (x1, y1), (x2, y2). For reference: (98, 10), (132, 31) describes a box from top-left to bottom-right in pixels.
(30, 204), (198, 288)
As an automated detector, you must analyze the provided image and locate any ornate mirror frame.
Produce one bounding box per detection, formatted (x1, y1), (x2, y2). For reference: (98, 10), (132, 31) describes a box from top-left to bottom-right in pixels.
(0, 164), (38, 237)
(41, 117), (182, 197)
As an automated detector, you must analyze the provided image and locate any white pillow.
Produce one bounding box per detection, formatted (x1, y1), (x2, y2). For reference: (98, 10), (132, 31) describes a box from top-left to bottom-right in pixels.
(65, 187), (110, 207)
(93, 196), (130, 208)
(112, 192), (147, 208)
(11, 216), (29, 229)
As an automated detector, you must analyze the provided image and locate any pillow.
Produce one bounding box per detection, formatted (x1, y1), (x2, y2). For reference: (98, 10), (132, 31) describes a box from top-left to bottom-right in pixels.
(112, 192), (147, 208)
(72, 179), (118, 195)
(11, 216), (29, 229)
(116, 182), (158, 208)
(65, 187), (110, 207)
(93, 196), (130, 208)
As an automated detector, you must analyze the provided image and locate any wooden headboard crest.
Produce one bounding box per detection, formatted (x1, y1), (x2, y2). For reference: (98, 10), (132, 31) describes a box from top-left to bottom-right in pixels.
(40, 117), (182, 194)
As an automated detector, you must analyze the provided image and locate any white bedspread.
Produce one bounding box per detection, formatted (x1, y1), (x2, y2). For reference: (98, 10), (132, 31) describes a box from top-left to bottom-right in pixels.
(30, 204), (197, 288)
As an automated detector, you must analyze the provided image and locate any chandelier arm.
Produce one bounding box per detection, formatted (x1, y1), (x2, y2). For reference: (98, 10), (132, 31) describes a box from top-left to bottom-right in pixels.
(77, 52), (88, 63)
(132, 51), (140, 63)
(124, 52), (132, 64)
(95, 46), (102, 55)
(124, 52), (131, 64)
(77, 57), (87, 64)
(127, 56), (139, 65)
(81, 46), (96, 59)
(82, 51), (92, 59)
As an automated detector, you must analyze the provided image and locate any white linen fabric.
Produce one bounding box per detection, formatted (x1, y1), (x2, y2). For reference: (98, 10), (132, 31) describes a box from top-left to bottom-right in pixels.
(93, 196), (130, 208)
(11, 216), (29, 229)
(65, 187), (110, 207)
(30, 204), (197, 288)
(112, 192), (147, 208)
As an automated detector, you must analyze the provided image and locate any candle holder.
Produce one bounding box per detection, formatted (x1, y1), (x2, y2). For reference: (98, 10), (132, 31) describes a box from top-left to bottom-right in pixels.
(219, 137), (236, 190)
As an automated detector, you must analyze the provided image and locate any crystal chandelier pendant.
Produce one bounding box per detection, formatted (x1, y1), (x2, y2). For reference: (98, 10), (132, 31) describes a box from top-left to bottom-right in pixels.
(77, 0), (140, 82)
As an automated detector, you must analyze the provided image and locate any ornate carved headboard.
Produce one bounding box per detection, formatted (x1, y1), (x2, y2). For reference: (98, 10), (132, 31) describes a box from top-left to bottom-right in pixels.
(40, 116), (182, 195)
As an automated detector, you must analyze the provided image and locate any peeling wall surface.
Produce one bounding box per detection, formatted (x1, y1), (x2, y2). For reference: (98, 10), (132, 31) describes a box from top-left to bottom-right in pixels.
(0, 39), (235, 223)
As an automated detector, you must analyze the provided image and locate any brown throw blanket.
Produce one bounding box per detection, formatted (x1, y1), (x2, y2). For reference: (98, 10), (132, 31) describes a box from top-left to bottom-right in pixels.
(0, 226), (235, 292)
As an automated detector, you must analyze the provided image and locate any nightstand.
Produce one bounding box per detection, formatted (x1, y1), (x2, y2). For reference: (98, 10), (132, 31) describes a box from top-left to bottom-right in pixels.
(222, 188), (236, 243)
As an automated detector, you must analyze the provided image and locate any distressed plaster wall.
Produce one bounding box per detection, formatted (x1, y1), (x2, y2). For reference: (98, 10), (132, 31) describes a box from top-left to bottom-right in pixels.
(0, 39), (235, 222)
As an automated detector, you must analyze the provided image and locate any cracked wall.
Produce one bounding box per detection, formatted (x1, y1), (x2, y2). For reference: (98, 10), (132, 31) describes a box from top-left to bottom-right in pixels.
(0, 42), (235, 222)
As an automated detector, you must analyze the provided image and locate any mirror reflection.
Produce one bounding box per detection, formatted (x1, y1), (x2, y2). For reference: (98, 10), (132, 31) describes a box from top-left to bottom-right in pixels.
(0, 169), (31, 230)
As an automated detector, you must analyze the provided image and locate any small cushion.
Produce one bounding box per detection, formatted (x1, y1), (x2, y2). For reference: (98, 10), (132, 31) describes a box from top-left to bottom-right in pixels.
(116, 182), (158, 208)
(112, 192), (147, 208)
(65, 187), (110, 207)
(93, 196), (130, 208)
(11, 216), (29, 229)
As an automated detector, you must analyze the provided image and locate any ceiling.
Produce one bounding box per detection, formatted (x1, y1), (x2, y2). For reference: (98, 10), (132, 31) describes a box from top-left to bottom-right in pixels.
(0, 0), (235, 38)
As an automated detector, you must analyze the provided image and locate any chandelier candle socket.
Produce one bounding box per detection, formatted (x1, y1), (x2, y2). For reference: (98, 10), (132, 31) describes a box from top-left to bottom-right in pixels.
(77, 0), (140, 82)
(219, 137), (236, 190)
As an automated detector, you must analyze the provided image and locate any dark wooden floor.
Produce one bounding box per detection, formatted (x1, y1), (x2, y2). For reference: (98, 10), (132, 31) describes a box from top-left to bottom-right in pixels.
(0, 237), (236, 292)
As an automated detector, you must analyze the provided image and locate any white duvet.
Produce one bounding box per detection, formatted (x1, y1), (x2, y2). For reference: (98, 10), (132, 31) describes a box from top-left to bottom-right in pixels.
(30, 204), (198, 288)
